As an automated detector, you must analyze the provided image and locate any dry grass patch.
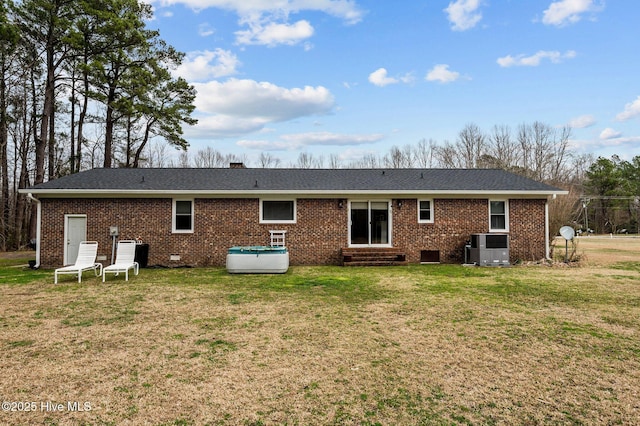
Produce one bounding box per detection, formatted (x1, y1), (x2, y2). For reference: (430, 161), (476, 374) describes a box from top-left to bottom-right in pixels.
(1, 240), (639, 425)
(555, 234), (640, 266)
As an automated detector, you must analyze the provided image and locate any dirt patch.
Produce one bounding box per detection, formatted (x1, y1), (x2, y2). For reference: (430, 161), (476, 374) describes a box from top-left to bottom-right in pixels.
(0, 250), (35, 260)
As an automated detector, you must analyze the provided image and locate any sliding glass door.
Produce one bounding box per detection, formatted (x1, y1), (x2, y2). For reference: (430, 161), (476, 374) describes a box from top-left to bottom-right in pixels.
(349, 201), (390, 246)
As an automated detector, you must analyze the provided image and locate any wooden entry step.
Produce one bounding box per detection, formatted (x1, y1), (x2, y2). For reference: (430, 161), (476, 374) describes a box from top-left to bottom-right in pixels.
(341, 247), (408, 266)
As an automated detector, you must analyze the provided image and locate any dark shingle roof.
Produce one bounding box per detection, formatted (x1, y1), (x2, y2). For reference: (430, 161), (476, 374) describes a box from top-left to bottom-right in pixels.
(25, 168), (564, 195)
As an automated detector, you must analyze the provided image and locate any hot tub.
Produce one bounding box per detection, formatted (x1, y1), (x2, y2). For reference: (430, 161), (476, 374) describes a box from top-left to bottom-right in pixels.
(226, 246), (289, 274)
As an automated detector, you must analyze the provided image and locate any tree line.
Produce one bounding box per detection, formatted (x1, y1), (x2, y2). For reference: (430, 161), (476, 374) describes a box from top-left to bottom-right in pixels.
(1, 0), (196, 250)
(581, 156), (640, 234)
(150, 121), (590, 187)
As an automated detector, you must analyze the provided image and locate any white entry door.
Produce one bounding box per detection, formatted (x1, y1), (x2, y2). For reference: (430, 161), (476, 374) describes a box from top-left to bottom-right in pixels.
(64, 215), (87, 265)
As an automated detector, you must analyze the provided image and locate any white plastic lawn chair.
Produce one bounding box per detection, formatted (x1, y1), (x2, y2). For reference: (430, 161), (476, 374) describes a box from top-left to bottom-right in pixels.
(102, 240), (139, 282)
(54, 241), (102, 284)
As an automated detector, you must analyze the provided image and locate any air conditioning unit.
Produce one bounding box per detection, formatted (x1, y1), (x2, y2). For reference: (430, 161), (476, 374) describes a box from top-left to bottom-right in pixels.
(468, 233), (510, 266)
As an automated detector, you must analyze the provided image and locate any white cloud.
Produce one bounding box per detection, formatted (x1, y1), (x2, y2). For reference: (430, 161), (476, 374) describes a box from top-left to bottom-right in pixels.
(194, 79), (334, 119)
(497, 50), (577, 67)
(444, 0), (482, 31)
(368, 68), (415, 87)
(281, 132), (383, 146)
(590, 135), (640, 150)
(567, 114), (596, 128)
(198, 22), (215, 36)
(188, 115), (268, 137)
(600, 128), (622, 140)
(152, 0), (363, 22)
(237, 132), (384, 151)
(188, 79), (335, 137)
(172, 49), (240, 81)
(235, 19), (314, 46)
(368, 68), (397, 87)
(151, 0), (363, 46)
(236, 139), (275, 149)
(399, 74), (415, 84)
(570, 136), (640, 157)
(425, 64), (460, 83)
(337, 148), (381, 161)
(542, 0), (603, 27)
(615, 96), (640, 121)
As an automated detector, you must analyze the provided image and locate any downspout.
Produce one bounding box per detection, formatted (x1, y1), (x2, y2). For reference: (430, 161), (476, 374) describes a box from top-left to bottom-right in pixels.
(26, 193), (41, 268)
(545, 194), (556, 261)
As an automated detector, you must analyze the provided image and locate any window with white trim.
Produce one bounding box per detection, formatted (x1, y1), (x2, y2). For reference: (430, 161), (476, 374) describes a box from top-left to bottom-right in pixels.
(489, 200), (508, 231)
(260, 200), (296, 223)
(418, 199), (434, 223)
(173, 199), (194, 233)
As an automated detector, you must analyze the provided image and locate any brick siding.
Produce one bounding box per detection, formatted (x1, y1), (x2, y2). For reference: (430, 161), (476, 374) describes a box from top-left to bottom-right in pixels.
(39, 197), (547, 268)
(508, 199), (547, 261)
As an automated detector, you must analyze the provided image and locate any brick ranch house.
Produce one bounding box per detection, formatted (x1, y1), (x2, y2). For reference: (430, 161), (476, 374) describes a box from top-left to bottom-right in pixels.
(22, 167), (566, 268)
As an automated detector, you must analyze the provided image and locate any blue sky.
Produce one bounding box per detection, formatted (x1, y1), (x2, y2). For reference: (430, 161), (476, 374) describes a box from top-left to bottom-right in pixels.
(146, 0), (640, 165)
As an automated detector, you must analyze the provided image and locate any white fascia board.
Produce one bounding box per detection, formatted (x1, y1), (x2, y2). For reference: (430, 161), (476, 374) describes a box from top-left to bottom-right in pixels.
(24, 188), (568, 198)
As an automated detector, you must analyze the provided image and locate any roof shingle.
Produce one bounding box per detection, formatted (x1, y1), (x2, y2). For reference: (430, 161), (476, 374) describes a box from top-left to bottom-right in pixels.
(25, 168), (564, 194)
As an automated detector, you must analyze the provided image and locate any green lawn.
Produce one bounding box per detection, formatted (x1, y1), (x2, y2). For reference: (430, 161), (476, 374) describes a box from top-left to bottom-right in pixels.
(1, 242), (639, 425)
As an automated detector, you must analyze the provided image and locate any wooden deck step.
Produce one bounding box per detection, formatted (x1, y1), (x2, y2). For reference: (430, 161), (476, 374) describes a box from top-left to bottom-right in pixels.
(343, 260), (409, 267)
(341, 248), (408, 266)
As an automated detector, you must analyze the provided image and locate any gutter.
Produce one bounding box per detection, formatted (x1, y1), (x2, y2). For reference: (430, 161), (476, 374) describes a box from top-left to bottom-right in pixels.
(26, 193), (41, 269)
(24, 189), (568, 198)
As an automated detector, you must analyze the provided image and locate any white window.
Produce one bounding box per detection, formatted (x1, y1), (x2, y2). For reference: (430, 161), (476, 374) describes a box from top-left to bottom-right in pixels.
(418, 199), (434, 223)
(260, 200), (296, 223)
(489, 200), (508, 231)
(173, 199), (194, 233)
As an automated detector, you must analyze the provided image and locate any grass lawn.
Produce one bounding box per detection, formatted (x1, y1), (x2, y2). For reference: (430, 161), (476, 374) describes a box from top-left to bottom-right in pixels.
(1, 238), (639, 425)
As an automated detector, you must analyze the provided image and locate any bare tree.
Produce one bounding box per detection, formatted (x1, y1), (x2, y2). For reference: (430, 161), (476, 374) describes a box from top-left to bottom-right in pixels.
(8, 80), (33, 249)
(328, 153), (341, 169)
(293, 152), (323, 169)
(349, 153), (380, 168)
(258, 152), (281, 168)
(513, 121), (572, 183)
(547, 125), (572, 184)
(569, 153), (595, 186)
(382, 144), (414, 168)
(383, 146), (408, 168)
(531, 121), (553, 181)
(142, 140), (168, 168)
(457, 123), (485, 168)
(193, 146), (224, 167)
(486, 124), (517, 169)
(517, 123), (533, 176)
(434, 140), (462, 168)
(191, 146), (246, 167)
(173, 150), (190, 168)
(414, 138), (437, 168)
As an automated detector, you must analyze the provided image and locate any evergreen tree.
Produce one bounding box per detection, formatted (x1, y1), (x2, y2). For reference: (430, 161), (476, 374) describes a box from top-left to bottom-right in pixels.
(0, 0), (20, 250)
(15, 0), (77, 182)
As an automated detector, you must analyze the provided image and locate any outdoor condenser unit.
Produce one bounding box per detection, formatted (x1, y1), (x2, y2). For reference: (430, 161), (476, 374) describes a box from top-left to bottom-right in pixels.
(468, 233), (510, 266)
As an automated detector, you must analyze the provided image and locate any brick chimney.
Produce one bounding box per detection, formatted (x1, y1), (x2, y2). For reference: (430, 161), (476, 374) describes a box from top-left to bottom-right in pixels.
(229, 162), (246, 169)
